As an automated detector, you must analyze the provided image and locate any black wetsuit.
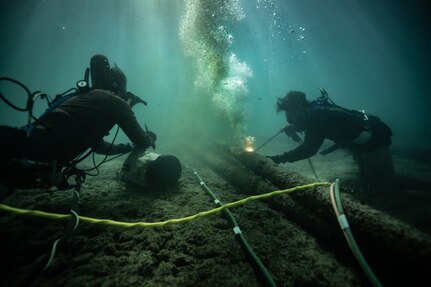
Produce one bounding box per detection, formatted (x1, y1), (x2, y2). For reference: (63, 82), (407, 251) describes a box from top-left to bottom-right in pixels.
(29, 89), (150, 163)
(0, 89), (150, 188)
(273, 104), (392, 163)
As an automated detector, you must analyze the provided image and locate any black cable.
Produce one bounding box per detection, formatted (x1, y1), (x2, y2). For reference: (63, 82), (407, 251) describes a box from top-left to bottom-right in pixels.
(0, 77), (32, 111)
(75, 126), (122, 174)
(188, 166), (277, 287)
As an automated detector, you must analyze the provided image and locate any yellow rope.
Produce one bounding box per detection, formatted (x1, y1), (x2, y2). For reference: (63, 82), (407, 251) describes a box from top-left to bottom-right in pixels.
(0, 182), (330, 228)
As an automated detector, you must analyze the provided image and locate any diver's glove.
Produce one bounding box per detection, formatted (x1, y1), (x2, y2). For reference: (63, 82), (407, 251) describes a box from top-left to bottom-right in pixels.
(146, 131), (157, 150)
(266, 155), (283, 164)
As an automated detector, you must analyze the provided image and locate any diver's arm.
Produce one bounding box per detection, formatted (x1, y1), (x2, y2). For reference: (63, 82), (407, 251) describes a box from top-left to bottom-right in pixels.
(93, 139), (132, 155)
(282, 125), (302, 142)
(273, 131), (324, 163)
(113, 98), (153, 149)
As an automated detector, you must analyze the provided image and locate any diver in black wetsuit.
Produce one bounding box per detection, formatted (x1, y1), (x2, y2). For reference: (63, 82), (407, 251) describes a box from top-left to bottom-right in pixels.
(267, 90), (394, 189)
(0, 55), (155, 199)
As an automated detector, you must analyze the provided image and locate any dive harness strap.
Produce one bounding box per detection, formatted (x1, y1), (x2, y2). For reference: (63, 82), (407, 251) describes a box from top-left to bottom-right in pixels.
(319, 111), (372, 156)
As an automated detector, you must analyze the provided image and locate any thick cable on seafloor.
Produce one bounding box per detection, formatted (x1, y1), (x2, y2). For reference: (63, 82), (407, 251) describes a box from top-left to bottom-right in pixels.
(189, 166), (277, 287)
(331, 179), (383, 287)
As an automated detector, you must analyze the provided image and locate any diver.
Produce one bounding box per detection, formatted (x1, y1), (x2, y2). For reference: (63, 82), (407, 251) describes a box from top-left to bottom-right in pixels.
(266, 90), (395, 190)
(0, 54), (156, 200)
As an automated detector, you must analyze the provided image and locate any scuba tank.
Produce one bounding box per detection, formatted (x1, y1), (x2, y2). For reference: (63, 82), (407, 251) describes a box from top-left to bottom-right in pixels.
(24, 53), (111, 126)
(90, 54), (111, 90)
(3, 54), (149, 140)
(312, 87), (337, 109)
(314, 88), (369, 122)
(89, 54), (147, 107)
(313, 88), (374, 155)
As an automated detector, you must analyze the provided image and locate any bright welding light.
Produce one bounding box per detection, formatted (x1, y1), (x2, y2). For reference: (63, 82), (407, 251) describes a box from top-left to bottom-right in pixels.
(244, 136), (255, 152)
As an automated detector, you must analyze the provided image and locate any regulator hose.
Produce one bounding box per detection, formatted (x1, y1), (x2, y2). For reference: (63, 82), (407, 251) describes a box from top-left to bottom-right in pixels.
(0, 77), (32, 111)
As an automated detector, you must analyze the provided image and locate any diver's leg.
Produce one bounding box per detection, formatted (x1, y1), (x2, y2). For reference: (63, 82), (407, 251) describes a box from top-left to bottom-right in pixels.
(354, 146), (395, 191)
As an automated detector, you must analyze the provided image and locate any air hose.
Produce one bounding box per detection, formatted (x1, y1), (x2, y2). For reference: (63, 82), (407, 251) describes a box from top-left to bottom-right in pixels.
(188, 166), (277, 287)
(0, 77), (32, 111)
(42, 188), (80, 272)
(19, 176), (83, 287)
(330, 179), (383, 287)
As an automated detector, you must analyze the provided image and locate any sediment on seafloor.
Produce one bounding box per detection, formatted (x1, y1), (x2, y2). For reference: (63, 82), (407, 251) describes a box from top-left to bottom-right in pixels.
(192, 143), (431, 286)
